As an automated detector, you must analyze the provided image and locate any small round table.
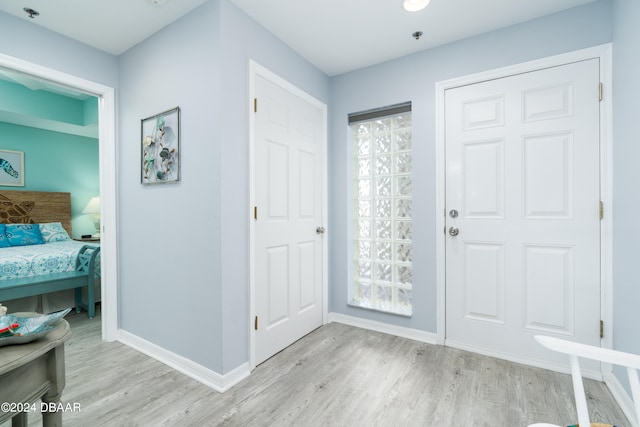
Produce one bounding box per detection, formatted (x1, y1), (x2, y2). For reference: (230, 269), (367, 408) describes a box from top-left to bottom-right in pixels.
(0, 314), (71, 426)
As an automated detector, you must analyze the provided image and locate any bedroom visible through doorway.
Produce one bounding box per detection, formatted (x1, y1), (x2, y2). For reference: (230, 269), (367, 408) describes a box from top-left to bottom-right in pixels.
(0, 53), (118, 341)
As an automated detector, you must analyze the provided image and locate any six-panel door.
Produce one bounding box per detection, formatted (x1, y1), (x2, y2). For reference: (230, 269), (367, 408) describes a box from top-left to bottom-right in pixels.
(444, 59), (601, 367)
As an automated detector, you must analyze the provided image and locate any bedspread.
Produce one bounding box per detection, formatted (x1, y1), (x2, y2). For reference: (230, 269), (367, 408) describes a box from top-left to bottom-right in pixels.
(0, 241), (99, 280)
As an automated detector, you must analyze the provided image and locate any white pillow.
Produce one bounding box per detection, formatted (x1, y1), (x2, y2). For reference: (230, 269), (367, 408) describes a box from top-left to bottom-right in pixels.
(38, 222), (71, 242)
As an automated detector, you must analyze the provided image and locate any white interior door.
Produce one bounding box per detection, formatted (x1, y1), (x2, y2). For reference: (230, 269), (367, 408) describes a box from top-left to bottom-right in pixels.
(253, 72), (325, 366)
(444, 59), (601, 368)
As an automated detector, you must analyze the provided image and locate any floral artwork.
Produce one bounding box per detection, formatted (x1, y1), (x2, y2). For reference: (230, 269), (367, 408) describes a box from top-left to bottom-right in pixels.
(141, 107), (180, 184)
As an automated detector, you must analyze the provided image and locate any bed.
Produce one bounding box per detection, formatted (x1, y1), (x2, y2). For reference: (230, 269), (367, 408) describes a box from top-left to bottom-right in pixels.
(0, 190), (100, 318)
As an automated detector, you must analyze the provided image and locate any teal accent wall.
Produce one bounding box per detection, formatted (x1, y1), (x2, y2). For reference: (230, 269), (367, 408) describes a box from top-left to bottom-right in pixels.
(0, 80), (86, 125)
(0, 75), (100, 238)
(83, 98), (98, 126)
(0, 122), (99, 238)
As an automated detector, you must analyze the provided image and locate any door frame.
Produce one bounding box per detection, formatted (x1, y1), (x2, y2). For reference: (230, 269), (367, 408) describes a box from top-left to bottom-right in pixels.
(434, 44), (613, 368)
(0, 53), (119, 341)
(248, 60), (328, 370)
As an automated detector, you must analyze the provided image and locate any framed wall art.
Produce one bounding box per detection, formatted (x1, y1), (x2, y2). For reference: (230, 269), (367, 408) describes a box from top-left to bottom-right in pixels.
(0, 149), (24, 187)
(141, 106), (180, 185)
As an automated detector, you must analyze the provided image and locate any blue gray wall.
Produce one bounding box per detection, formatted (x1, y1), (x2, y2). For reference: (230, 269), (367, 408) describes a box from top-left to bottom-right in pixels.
(1, 0), (637, 384)
(329, 0), (613, 333)
(118, 0), (224, 372)
(118, 0), (329, 373)
(217, 0), (329, 371)
(612, 0), (640, 390)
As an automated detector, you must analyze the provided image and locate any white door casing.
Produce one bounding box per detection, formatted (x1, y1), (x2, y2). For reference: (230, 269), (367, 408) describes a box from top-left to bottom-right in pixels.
(0, 53), (118, 342)
(249, 62), (327, 367)
(439, 49), (611, 374)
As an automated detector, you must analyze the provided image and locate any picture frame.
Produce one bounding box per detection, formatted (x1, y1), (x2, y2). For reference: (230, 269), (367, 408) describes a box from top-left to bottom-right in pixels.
(0, 149), (24, 187)
(141, 107), (180, 185)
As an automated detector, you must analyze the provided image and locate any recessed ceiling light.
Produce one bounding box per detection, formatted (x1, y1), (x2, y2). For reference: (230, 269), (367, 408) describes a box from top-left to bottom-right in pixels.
(402, 0), (430, 12)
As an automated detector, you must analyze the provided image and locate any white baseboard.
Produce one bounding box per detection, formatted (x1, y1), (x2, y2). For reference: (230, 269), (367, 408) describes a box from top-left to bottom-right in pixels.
(604, 371), (638, 427)
(117, 329), (250, 393)
(117, 320), (636, 425)
(445, 338), (605, 381)
(327, 312), (437, 344)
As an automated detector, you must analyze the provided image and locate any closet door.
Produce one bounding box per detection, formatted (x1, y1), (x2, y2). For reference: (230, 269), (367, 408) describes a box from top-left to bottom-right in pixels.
(253, 72), (325, 366)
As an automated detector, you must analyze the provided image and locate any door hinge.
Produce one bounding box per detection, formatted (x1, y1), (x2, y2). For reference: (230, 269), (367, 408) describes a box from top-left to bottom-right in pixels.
(599, 201), (604, 220)
(600, 319), (604, 338)
(254, 98), (258, 113)
(254, 206), (258, 220)
(599, 82), (603, 102)
(255, 316), (259, 330)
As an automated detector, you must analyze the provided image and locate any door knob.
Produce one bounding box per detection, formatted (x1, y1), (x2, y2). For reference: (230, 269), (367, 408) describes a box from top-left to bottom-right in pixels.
(316, 226), (326, 235)
(448, 227), (459, 237)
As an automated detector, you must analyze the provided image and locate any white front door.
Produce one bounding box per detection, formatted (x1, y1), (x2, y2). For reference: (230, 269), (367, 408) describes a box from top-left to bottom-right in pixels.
(253, 71), (325, 366)
(444, 59), (601, 366)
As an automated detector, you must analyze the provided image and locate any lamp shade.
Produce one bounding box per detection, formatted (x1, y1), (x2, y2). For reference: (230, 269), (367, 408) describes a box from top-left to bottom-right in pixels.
(82, 197), (100, 215)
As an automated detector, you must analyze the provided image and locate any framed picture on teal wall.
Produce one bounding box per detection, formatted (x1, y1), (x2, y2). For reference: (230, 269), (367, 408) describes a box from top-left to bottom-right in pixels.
(141, 107), (180, 185)
(0, 149), (24, 187)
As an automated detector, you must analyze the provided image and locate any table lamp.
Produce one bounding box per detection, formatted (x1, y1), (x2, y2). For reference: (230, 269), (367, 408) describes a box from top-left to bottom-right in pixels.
(82, 196), (101, 238)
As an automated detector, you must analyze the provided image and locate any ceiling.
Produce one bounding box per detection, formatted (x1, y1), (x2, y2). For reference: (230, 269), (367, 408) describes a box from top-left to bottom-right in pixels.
(0, 0), (596, 77)
(0, 0), (209, 58)
(230, 0), (597, 76)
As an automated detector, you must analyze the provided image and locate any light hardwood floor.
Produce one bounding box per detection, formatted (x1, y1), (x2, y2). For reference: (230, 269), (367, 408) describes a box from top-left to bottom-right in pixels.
(2, 309), (631, 426)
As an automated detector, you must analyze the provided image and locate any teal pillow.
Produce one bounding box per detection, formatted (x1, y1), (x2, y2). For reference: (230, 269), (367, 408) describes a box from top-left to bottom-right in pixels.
(6, 224), (45, 246)
(0, 224), (9, 248)
(39, 222), (71, 242)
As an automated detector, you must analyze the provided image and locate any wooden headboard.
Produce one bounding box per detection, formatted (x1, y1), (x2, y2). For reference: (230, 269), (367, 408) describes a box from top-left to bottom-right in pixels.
(0, 190), (72, 236)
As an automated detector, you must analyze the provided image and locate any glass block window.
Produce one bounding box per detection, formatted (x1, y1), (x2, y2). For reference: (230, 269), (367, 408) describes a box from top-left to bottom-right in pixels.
(350, 106), (412, 316)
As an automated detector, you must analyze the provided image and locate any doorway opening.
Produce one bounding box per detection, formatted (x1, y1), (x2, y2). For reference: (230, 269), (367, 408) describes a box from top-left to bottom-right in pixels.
(0, 53), (118, 341)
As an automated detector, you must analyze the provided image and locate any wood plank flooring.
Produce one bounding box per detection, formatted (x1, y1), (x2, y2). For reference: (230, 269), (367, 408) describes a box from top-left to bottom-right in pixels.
(1, 310), (631, 426)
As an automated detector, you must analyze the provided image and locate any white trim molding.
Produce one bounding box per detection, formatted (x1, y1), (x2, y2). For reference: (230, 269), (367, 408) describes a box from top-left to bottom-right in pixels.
(118, 330), (250, 393)
(328, 312), (437, 344)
